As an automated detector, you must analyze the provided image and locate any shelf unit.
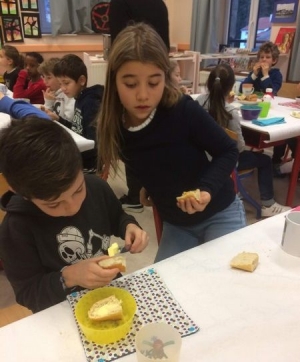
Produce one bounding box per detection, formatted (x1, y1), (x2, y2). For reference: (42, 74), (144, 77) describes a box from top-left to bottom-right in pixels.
(171, 51), (201, 94)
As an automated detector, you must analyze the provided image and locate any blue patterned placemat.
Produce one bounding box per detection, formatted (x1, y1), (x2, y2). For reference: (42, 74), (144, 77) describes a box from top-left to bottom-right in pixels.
(67, 268), (199, 362)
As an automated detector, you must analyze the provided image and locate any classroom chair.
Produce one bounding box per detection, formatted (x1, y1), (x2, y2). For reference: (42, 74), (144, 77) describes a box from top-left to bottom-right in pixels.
(225, 128), (262, 219)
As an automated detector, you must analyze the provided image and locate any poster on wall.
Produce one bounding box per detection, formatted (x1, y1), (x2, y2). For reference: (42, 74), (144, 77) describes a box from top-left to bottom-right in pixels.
(274, 27), (296, 54)
(21, 12), (41, 38)
(2, 16), (24, 42)
(271, 0), (299, 23)
(0, 0), (18, 16)
(20, 0), (39, 11)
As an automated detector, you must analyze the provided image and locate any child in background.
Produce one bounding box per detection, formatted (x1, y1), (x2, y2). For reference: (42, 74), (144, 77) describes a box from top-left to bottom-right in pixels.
(0, 45), (24, 91)
(97, 23), (246, 263)
(53, 54), (104, 172)
(38, 58), (75, 124)
(13, 51), (46, 104)
(240, 41), (282, 95)
(197, 63), (290, 217)
(0, 118), (148, 313)
(169, 59), (188, 94)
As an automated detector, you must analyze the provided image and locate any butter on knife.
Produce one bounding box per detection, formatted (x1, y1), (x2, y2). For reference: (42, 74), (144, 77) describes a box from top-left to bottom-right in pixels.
(108, 242), (120, 256)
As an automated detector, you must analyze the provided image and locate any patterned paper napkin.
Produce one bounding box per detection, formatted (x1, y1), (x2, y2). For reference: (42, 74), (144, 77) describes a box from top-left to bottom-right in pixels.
(67, 268), (199, 362)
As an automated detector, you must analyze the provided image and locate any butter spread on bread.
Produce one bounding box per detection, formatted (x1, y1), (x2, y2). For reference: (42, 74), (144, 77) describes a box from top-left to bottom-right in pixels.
(98, 255), (126, 272)
(230, 252), (259, 272)
(108, 242), (120, 256)
(176, 189), (201, 201)
(88, 295), (123, 321)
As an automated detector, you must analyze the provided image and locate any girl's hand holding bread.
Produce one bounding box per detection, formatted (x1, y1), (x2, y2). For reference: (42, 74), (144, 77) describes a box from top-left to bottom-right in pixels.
(176, 189), (211, 214)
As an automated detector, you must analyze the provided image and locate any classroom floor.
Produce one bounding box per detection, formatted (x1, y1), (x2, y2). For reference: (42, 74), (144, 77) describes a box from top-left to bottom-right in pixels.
(1, 162), (299, 310)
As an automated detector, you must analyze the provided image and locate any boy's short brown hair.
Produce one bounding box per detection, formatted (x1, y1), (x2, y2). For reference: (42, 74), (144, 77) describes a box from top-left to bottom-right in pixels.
(0, 117), (82, 200)
(258, 41), (280, 63)
(38, 57), (60, 76)
(53, 54), (87, 82)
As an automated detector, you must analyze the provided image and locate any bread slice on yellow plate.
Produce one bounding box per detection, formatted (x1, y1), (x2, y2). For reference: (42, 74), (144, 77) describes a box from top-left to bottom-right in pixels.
(176, 189), (200, 201)
(88, 295), (123, 321)
(230, 252), (259, 272)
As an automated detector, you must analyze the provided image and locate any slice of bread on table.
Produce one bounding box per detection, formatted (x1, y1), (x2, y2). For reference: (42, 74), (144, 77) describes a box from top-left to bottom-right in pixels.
(230, 252), (259, 272)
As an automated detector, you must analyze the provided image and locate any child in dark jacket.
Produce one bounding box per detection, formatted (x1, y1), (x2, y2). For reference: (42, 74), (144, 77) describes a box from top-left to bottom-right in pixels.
(53, 54), (104, 171)
(0, 118), (148, 313)
(240, 41), (282, 95)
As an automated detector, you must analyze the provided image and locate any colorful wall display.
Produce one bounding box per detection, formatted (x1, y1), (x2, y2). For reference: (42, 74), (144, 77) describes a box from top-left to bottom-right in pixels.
(0, 0), (41, 44)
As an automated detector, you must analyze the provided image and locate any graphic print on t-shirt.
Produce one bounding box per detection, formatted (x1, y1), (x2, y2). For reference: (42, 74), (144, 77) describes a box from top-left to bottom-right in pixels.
(57, 226), (110, 264)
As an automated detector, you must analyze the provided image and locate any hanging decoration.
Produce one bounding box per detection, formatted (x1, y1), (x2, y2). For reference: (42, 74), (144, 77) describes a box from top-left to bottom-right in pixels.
(0, 0), (18, 16)
(2, 15), (23, 42)
(0, 0), (41, 43)
(21, 12), (40, 38)
(19, 0), (38, 11)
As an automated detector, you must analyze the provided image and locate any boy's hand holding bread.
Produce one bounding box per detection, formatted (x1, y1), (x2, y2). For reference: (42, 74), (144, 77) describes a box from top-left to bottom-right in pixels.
(61, 256), (121, 290)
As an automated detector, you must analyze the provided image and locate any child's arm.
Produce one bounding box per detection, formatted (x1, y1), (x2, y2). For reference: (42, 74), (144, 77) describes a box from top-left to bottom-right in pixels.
(13, 69), (46, 99)
(44, 108), (73, 128)
(259, 69), (283, 95)
(61, 256), (119, 290)
(0, 93), (50, 120)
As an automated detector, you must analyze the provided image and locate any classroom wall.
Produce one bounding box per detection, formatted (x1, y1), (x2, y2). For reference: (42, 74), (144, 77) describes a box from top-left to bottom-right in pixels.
(1, 0), (299, 75)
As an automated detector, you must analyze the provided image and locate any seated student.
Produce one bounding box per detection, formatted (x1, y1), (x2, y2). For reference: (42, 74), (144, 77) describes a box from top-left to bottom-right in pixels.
(170, 59), (188, 94)
(0, 45), (24, 91)
(240, 41), (282, 95)
(197, 63), (290, 217)
(53, 54), (104, 172)
(0, 118), (148, 313)
(13, 51), (46, 104)
(38, 58), (75, 123)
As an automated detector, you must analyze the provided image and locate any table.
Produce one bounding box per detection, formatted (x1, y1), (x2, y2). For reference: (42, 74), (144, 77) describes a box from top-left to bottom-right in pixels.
(238, 96), (300, 206)
(0, 112), (94, 153)
(1, 212), (300, 361)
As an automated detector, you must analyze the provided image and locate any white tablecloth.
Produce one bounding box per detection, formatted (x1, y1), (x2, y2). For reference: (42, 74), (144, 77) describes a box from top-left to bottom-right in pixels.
(0, 212), (299, 361)
(0, 112), (94, 152)
(239, 96), (300, 142)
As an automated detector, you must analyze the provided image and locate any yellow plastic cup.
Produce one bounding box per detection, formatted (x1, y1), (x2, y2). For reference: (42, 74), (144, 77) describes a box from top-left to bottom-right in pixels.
(258, 101), (271, 118)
